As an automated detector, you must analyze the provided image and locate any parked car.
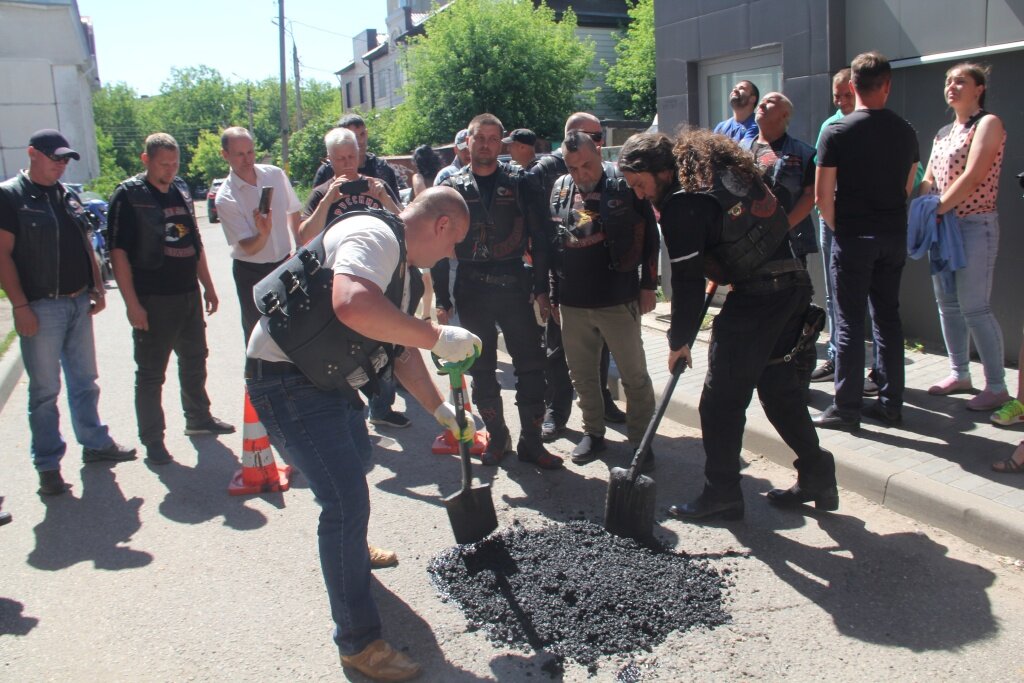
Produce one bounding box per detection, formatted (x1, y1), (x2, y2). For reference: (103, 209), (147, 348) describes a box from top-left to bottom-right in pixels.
(207, 178), (225, 223)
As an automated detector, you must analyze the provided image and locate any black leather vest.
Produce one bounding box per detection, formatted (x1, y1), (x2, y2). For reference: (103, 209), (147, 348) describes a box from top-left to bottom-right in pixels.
(254, 209), (407, 400)
(0, 172), (95, 301)
(689, 167), (791, 284)
(113, 174), (197, 271)
(449, 163), (528, 263)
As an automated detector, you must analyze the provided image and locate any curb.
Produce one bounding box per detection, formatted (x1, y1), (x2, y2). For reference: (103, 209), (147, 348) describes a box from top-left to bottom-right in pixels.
(0, 343), (24, 417)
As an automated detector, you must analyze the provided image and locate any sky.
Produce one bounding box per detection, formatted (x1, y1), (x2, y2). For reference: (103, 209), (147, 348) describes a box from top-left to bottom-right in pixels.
(78, 0), (391, 96)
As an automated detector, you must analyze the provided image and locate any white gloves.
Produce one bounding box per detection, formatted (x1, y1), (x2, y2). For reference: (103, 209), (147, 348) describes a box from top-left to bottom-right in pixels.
(431, 325), (482, 362)
(434, 402), (476, 442)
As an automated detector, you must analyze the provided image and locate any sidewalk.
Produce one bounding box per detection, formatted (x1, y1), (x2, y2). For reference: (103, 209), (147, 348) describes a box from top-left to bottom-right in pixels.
(0, 302), (21, 416)
(603, 301), (1024, 558)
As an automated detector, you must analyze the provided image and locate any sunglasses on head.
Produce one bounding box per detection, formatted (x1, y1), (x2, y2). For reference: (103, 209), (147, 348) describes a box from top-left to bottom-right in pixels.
(45, 153), (73, 164)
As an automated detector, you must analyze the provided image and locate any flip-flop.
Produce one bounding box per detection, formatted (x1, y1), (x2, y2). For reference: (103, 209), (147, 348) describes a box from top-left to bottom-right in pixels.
(991, 457), (1024, 473)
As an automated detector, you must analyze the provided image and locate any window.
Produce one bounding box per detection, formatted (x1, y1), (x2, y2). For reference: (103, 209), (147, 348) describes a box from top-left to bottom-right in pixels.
(698, 48), (782, 128)
(345, 82), (353, 110)
(358, 76), (366, 104)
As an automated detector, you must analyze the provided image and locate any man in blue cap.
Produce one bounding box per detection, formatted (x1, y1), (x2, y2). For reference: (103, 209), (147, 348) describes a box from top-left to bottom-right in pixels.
(0, 129), (136, 496)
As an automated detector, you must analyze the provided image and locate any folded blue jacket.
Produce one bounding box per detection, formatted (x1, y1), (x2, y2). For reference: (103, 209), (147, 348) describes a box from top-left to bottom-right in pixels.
(907, 194), (965, 294)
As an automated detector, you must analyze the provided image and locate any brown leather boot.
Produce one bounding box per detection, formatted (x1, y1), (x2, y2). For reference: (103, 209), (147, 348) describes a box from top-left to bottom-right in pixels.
(340, 639), (421, 681)
(516, 404), (564, 470)
(477, 397), (512, 466)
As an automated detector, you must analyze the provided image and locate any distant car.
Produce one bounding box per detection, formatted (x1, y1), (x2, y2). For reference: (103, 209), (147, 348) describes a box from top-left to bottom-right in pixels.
(65, 183), (84, 195)
(207, 178), (225, 223)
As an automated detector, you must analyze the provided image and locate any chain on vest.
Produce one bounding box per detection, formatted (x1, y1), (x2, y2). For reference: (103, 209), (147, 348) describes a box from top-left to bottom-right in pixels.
(550, 167), (642, 273)
(452, 165), (526, 262)
(689, 167), (791, 284)
(253, 209), (407, 401)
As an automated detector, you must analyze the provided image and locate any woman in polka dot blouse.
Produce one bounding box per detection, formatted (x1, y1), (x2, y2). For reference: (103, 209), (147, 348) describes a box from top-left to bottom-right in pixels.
(918, 62), (1009, 422)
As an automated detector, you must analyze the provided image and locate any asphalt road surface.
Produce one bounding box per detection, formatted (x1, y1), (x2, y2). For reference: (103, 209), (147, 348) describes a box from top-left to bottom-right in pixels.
(1, 206), (1023, 681)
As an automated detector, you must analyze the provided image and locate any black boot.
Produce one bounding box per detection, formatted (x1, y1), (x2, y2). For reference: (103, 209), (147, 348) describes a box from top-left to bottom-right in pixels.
(516, 404), (564, 470)
(766, 484), (839, 511)
(477, 397), (512, 466)
(668, 485), (744, 521)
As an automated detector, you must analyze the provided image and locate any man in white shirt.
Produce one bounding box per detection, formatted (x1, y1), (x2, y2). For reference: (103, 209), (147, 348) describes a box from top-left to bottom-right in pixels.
(215, 126), (303, 341)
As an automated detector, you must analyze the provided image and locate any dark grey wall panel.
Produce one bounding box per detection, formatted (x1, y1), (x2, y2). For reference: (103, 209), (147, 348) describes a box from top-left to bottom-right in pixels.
(988, 0), (1024, 44)
(697, 5), (751, 59)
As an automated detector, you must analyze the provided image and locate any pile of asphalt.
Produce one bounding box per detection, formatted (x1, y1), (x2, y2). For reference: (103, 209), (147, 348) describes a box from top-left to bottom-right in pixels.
(428, 520), (729, 675)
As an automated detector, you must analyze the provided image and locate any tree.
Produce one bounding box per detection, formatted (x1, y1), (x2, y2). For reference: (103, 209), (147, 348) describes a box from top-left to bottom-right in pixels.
(390, 0), (595, 152)
(92, 83), (152, 175)
(188, 131), (229, 185)
(86, 127), (129, 199)
(287, 111), (337, 190)
(604, 0), (657, 121)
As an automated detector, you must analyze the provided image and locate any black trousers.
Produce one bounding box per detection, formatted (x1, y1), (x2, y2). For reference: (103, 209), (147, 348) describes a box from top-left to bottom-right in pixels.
(698, 283), (834, 497)
(133, 290), (211, 446)
(454, 276), (545, 410)
(831, 232), (906, 416)
(233, 258), (287, 345)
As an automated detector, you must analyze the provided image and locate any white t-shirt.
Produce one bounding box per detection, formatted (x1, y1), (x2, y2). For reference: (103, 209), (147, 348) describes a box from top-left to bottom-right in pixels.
(215, 164), (302, 262)
(247, 215), (408, 371)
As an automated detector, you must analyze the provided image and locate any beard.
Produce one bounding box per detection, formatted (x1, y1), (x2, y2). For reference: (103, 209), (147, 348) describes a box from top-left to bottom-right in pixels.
(730, 92), (750, 108)
(576, 178), (599, 193)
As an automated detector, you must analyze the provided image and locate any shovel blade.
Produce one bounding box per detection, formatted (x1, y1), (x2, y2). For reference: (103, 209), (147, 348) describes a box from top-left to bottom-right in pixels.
(443, 483), (498, 545)
(604, 466), (657, 541)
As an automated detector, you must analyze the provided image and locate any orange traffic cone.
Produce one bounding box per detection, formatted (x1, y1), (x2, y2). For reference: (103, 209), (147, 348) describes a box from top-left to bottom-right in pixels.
(432, 375), (489, 456)
(228, 389), (293, 496)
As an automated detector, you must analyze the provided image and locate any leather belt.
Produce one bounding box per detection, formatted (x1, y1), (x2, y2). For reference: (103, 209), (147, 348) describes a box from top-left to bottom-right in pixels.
(460, 268), (522, 288)
(56, 286), (88, 299)
(731, 269), (810, 296)
(245, 358), (300, 380)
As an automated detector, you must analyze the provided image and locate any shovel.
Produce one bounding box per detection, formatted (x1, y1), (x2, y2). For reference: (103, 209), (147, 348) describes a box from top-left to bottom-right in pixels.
(435, 353), (499, 545)
(604, 281), (719, 541)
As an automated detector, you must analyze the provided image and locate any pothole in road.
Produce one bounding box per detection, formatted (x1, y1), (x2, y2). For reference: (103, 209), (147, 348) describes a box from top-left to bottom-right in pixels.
(428, 520), (730, 677)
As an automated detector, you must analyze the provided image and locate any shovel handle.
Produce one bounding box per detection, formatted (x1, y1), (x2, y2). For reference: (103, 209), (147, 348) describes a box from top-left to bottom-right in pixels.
(432, 351), (478, 494)
(626, 280), (718, 483)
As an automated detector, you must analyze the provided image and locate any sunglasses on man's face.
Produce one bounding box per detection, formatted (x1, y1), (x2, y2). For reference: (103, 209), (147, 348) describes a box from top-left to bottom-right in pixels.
(582, 131), (603, 142)
(45, 153), (73, 164)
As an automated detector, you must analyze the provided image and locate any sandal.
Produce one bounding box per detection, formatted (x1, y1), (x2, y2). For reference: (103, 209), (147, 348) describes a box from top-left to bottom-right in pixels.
(992, 457), (1024, 473)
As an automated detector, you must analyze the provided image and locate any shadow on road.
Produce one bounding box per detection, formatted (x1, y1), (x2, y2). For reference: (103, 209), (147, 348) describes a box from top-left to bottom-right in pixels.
(369, 577), (490, 683)
(147, 436), (268, 530)
(28, 463), (152, 571)
(731, 474), (998, 651)
(0, 598), (39, 637)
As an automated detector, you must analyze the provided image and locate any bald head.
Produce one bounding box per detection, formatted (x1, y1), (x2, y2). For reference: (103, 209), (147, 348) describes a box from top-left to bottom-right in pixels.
(401, 187), (470, 268)
(565, 112), (604, 149)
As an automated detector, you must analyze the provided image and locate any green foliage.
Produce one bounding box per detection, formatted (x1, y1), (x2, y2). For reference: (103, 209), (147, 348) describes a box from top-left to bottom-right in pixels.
(604, 0), (657, 121)
(288, 111), (337, 187)
(92, 83), (151, 175)
(189, 131), (229, 185)
(391, 0), (595, 150)
(86, 127), (129, 199)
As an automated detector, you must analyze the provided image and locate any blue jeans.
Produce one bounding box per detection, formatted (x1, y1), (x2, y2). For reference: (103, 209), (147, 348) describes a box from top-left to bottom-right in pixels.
(21, 295), (113, 472)
(932, 212), (1006, 392)
(367, 372), (397, 419)
(819, 216), (837, 361)
(245, 367), (380, 655)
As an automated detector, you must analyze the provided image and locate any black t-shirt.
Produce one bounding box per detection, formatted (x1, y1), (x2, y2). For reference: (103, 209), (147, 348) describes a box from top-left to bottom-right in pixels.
(747, 136), (815, 211)
(817, 108), (919, 236)
(108, 180), (199, 296)
(0, 182), (92, 295)
(473, 172), (498, 209)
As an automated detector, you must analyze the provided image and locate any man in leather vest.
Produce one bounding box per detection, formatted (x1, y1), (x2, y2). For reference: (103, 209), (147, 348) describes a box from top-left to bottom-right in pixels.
(246, 187), (479, 681)
(618, 130), (838, 521)
(531, 112), (626, 442)
(434, 113), (562, 470)
(109, 133), (234, 466)
(550, 130), (659, 467)
(0, 129), (136, 496)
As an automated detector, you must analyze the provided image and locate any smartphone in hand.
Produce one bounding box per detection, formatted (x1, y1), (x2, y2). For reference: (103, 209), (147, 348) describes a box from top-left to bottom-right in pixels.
(258, 186), (274, 215)
(339, 178), (369, 196)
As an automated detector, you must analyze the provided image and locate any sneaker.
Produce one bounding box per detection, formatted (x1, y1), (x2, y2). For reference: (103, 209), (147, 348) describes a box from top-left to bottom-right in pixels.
(810, 359), (835, 382)
(862, 377), (879, 397)
(369, 410), (411, 429)
(184, 417), (236, 435)
(540, 409), (566, 442)
(369, 545), (399, 569)
(991, 399), (1024, 426)
(340, 639), (421, 682)
(967, 388), (1011, 412)
(0, 511), (11, 527)
(145, 442), (174, 465)
(83, 441), (137, 463)
(38, 470), (71, 496)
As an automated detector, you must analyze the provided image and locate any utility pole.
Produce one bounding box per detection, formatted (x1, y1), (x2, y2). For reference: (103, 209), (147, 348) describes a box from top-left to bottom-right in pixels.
(292, 38), (303, 130)
(278, 0), (289, 172)
(246, 83), (254, 134)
